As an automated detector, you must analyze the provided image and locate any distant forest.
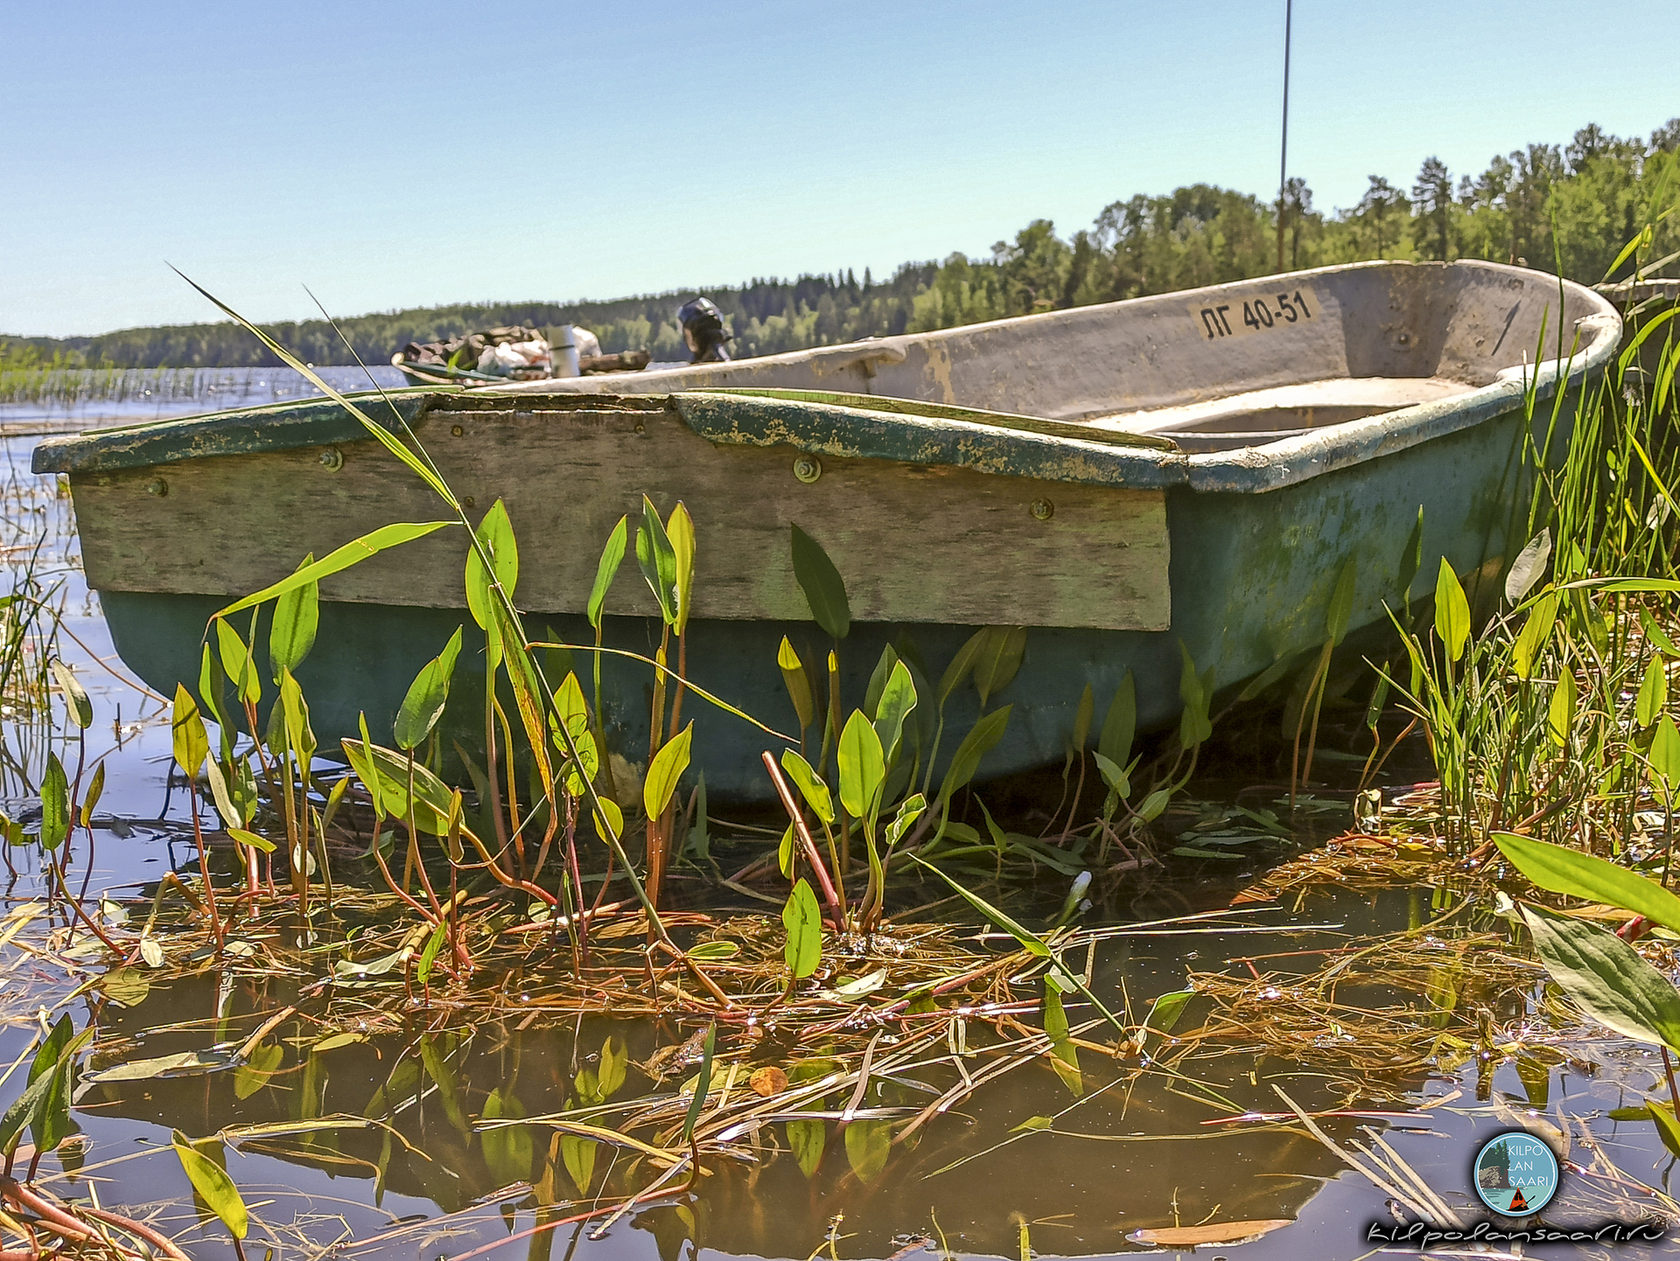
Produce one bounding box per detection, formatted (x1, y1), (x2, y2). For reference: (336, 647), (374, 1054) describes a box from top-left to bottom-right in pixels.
(7, 118), (1678, 370)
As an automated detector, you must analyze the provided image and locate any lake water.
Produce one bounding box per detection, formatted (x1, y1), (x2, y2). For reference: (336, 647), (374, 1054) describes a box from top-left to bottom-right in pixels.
(0, 373), (1673, 1259)
(0, 364), (408, 430)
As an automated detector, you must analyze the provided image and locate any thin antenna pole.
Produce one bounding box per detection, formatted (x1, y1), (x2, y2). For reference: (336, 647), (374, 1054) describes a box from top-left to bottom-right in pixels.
(1276, 0), (1293, 273)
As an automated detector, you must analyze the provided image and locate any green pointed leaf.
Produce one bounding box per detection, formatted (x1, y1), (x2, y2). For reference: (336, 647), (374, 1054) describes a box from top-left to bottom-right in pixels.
(778, 822), (796, 879)
(1637, 656), (1669, 729)
(681, 1024), (717, 1144)
(838, 711), (885, 820)
(1144, 989), (1194, 1032)
(1098, 673), (1136, 768)
(1520, 905), (1680, 1052)
(937, 629), (989, 709)
(269, 555), (319, 678)
(907, 852), (1048, 958)
(28, 1016), (74, 1087)
(1136, 786), (1171, 822)
(588, 515), (629, 629)
(232, 1042), (283, 1101)
(790, 525), (850, 639)
(171, 684), (210, 779)
(172, 1131), (248, 1241)
(1652, 718), (1680, 807)
(786, 1118), (826, 1178)
(40, 752), (69, 852)
(480, 1088), (533, 1185)
(1092, 751), (1129, 799)
(1505, 832), (1680, 933)
(394, 627), (464, 751)
(340, 739), (468, 835)
(782, 878), (823, 979)
(885, 793), (927, 847)
(668, 501), (696, 635)
(1435, 559), (1470, 662)
(1641, 606), (1680, 658)
(204, 759), (242, 830)
(1068, 685), (1095, 755)
(197, 643), (231, 742)
(938, 705), (1012, 806)
(1177, 643), (1213, 747)
(972, 626), (1027, 706)
(80, 761), (105, 828)
(278, 669), (315, 761)
(217, 522), (454, 619)
(228, 828), (277, 855)
(636, 495), (680, 625)
(844, 1118), (891, 1182)
(214, 619), (261, 705)
(465, 501), (518, 663)
(29, 1055), (77, 1157)
(551, 672), (599, 796)
(1548, 668), (1577, 748)
(1512, 591), (1558, 680)
(1651, 1100), (1680, 1158)
(780, 750), (834, 825)
(1042, 978), (1082, 1093)
(50, 660), (91, 729)
(778, 636), (817, 732)
(644, 722), (693, 819)
(561, 1132), (599, 1194)
(596, 1037), (627, 1099)
(1325, 558), (1358, 645)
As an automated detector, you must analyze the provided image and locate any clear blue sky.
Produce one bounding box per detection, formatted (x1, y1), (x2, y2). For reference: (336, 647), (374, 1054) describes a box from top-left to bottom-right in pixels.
(4, 0), (1677, 337)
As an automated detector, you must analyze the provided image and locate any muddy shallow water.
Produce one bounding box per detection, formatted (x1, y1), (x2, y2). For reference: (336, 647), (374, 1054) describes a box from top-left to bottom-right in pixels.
(2, 394), (1679, 1260)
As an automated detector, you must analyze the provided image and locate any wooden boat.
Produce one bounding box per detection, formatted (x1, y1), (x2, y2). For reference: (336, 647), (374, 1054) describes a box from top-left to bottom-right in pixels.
(35, 261), (1619, 800)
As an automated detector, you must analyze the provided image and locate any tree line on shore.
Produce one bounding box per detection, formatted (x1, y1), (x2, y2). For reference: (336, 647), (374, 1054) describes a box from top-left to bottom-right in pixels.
(6, 118), (1677, 371)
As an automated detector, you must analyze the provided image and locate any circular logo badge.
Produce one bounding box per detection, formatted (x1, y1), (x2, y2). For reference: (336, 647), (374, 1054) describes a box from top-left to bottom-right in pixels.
(1473, 1130), (1560, 1216)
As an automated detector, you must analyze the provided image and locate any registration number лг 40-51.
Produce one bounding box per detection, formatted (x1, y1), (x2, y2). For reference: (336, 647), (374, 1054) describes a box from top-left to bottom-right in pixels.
(1194, 289), (1314, 340)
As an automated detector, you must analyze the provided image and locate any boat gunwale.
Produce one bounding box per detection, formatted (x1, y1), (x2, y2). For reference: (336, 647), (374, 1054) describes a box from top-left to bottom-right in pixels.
(31, 265), (1620, 495)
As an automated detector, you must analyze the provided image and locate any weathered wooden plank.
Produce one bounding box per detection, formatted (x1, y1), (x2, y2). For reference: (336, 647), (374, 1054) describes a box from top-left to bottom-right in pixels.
(71, 401), (1171, 632)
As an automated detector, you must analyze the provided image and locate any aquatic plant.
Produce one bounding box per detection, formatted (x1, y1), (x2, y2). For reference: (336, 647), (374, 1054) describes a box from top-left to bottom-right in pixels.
(1382, 304), (1680, 854)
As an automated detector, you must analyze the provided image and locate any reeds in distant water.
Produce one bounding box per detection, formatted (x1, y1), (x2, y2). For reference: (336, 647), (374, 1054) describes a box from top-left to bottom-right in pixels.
(0, 365), (208, 412)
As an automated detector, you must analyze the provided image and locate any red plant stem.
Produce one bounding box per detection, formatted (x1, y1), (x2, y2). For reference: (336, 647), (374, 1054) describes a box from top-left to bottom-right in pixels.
(760, 751), (844, 929)
(47, 844), (128, 959)
(187, 783), (224, 949)
(368, 824), (437, 923)
(1664, 1047), (1680, 1120)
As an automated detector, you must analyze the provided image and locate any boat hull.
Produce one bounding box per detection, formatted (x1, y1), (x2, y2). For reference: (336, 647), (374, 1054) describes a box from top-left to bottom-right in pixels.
(91, 389), (1547, 800)
(42, 261), (1620, 801)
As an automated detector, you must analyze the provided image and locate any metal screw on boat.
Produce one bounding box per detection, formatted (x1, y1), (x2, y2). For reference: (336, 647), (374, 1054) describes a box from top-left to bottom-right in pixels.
(1030, 497), (1054, 520)
(793, 456), (822, 484)
(319, 446), (344, 472)
(146, 478), (168, 498)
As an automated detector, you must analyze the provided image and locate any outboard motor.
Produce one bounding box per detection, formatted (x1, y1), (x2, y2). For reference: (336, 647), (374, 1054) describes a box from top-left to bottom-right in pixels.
(677, 297), (732, 363)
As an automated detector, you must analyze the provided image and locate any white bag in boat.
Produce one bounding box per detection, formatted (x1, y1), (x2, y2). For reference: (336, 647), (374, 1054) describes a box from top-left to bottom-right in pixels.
(478, 339), (551, 375)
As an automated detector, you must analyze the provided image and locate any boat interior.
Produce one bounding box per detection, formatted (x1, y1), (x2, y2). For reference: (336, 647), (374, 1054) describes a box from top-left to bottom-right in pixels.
(498, 260), (1619, 456)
